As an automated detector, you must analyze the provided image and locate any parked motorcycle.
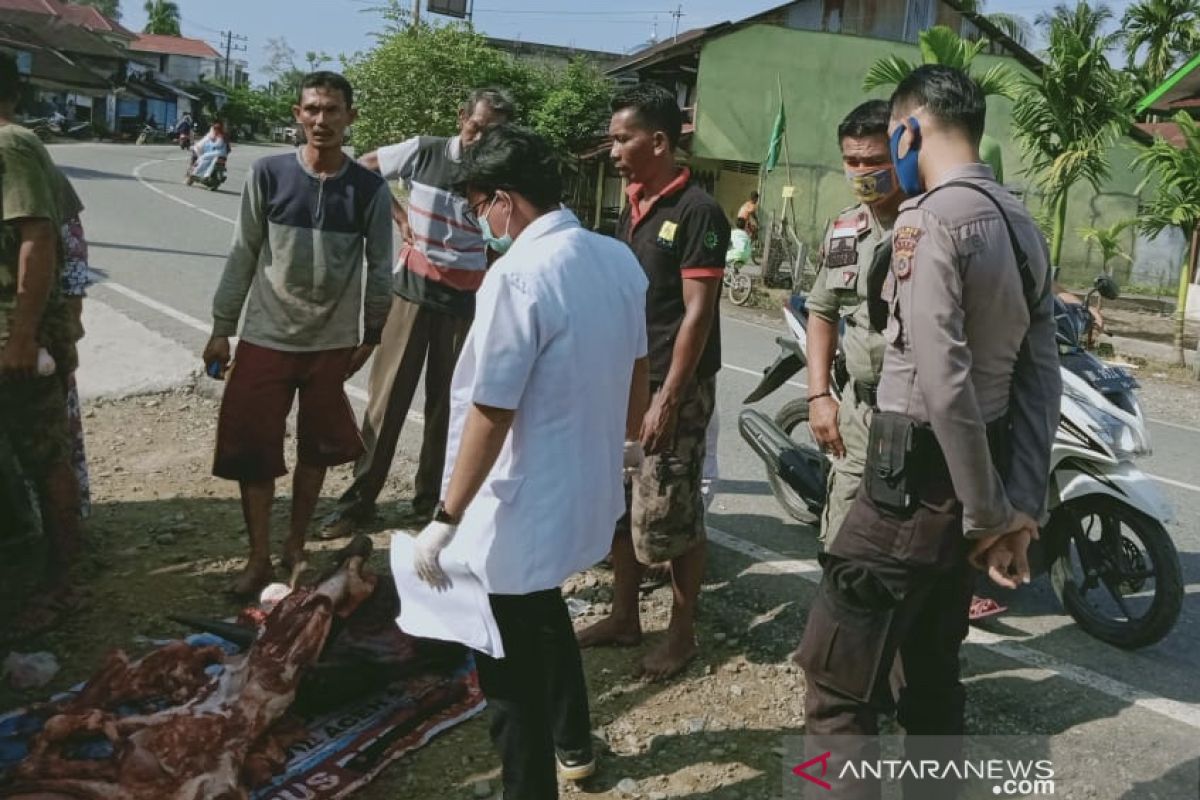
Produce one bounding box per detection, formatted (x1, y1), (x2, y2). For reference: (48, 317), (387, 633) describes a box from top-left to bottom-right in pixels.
(738, 276), (1183, 649)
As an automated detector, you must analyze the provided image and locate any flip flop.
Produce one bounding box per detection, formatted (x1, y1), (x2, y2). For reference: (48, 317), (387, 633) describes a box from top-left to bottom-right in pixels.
(968, 596), (1008, 622)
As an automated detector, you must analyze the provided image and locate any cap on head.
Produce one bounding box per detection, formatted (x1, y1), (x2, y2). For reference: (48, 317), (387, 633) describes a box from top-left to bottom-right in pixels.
(890, 64), (986, 145)
(611, 83), (684, 151)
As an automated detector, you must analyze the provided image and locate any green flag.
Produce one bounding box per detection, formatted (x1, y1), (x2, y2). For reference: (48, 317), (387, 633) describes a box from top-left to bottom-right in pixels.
(764, 102), (786, 173)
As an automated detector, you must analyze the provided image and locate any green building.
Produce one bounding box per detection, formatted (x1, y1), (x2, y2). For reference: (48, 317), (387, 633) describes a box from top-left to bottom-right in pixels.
(590, 0), (1156, 287)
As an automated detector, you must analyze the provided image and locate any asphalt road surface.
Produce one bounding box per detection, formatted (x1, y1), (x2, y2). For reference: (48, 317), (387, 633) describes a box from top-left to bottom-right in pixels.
(54, 142), (1200, 797)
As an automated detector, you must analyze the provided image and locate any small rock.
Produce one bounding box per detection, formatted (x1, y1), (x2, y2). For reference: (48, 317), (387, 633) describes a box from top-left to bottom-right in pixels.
(624, 734), (640, 752)
(3, 652), (60, 689)
(684, 716), (706, 734)
(472, 779), (492, 798)
(649, 793), (668, 800)
(730, 685), (744, 698)
(616, 777), (639, 796)
(703, 664), (713, 676)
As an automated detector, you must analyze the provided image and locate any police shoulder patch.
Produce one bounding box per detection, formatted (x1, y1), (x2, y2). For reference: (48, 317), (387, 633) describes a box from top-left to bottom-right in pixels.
(892, 225), (922, 280)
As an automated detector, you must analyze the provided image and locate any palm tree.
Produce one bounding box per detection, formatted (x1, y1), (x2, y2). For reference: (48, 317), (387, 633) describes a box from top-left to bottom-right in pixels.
(1132, 111), (1200, 367)
(1011, 2), (1134, 267)
(863, 25), (1024, 100)
(1079, 220), (1134, 274)
(1122, 0), (1200, 92)
(957, 0), (1037, 49)
(142, 0), (181, 36)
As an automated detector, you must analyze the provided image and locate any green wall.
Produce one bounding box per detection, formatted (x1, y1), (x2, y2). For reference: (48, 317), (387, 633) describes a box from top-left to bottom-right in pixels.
(691, 24), (1144, 284)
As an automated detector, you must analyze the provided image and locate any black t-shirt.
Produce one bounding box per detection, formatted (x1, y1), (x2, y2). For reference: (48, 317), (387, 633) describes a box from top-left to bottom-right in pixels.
(618, 176), (729, 382)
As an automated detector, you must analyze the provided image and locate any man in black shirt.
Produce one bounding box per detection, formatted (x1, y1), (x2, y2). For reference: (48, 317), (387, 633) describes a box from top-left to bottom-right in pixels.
(577, 84), (730, 681)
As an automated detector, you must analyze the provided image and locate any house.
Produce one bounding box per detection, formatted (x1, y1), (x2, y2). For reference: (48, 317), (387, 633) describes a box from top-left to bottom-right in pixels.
(128, 34), (222, 85)
(582, 0), (1137, 282)
(485, 37), (623, 72)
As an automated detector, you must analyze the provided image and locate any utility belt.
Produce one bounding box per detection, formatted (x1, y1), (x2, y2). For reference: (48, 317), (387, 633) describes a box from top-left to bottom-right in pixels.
(863, 411), (1012, 515)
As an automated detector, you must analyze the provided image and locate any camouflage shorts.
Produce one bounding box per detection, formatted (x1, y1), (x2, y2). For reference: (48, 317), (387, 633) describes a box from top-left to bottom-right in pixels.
(0, 374), (70, 480)
(620, 376), (717, 565)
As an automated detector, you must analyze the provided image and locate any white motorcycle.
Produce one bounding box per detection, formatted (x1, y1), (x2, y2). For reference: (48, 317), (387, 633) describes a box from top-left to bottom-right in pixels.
(740, 276), (1183, 648)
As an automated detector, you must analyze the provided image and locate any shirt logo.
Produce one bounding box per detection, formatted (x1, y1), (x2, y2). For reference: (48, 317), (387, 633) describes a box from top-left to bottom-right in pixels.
(657, 221), (678, 244)
(842, 270), (856, 286)
(704, 229), (720, 250)
(892, 225), (923, 281)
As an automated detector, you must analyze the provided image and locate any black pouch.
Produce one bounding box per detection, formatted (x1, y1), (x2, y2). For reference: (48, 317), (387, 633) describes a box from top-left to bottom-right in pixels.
(864, 411), (919, 514)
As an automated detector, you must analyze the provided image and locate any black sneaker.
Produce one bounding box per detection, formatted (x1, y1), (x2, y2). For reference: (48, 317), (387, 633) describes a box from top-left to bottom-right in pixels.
(556, 746), (596, 781)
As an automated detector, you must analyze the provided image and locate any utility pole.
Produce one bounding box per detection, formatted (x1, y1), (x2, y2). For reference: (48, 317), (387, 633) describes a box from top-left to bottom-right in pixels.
(412, 0), (422, 29)
(671, 3), (684, 41)
(219, 30), (248, 85)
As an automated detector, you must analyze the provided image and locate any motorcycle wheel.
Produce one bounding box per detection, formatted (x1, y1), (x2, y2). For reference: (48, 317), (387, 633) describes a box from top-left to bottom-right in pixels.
(766, 399), (822, 525)
(1048, 495), (1182, 649)
(728, 273), (753, 306)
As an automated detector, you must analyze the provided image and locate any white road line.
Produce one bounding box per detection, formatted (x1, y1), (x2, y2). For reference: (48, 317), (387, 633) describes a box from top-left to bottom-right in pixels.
(722, 361), (806, 389)
(1148, 473), (1200, 495)
(132, 157), (237, 225)
(705, 526), (1200, 732)
(1148, 417), (1200, 436)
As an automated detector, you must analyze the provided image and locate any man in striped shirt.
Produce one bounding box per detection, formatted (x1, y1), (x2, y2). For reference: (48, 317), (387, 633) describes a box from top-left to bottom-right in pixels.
(321, 88), (514, 538)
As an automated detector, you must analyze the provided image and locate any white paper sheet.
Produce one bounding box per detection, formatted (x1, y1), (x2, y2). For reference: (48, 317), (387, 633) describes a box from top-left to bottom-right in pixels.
(389, 531), (505, 659)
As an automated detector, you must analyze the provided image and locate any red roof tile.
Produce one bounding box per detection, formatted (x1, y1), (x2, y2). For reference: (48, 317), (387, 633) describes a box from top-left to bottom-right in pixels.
(59, 3), (136, 37)
(129, 33), (221, 59)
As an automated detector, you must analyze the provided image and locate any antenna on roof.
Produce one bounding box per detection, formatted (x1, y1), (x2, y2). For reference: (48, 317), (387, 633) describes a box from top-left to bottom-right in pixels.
(671, 3), (683, 42)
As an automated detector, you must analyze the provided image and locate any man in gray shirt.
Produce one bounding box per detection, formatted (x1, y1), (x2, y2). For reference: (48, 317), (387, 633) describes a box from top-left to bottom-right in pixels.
(795, 65), (1059, 780)
(203, 72), (393, 597)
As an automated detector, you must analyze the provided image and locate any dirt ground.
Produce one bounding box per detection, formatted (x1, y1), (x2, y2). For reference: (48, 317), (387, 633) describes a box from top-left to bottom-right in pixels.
(0, 388), (808, 800)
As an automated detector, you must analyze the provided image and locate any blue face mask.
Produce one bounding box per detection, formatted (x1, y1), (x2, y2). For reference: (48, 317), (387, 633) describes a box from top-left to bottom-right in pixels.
(479, 196), (514, 255)
(889, 117), (923, 196)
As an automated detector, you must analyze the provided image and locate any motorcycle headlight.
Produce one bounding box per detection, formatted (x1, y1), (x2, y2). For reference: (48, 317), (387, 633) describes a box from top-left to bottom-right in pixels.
(1064, 383), (1151, 459)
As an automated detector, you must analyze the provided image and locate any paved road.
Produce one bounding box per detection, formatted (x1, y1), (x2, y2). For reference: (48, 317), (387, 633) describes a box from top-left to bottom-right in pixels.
(55, 143), (1200, 795)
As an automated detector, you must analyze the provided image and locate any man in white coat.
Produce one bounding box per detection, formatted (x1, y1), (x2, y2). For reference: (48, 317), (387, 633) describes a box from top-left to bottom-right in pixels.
(407, 124), (650, 800)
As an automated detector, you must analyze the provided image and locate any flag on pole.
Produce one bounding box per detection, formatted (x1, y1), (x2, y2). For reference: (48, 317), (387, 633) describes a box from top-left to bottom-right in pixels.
(764, 101), (786, 173)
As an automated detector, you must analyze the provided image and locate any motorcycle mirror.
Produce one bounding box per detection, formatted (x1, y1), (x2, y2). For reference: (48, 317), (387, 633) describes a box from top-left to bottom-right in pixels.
(1094, 274), (1120, 301)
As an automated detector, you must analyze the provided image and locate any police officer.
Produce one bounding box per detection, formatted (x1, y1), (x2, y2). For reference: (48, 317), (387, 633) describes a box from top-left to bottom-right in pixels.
(806, 100), (902, 548)
(795, 65), (1060, 797)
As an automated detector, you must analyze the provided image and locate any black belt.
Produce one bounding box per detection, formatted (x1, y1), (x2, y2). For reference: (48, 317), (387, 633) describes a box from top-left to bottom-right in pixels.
(916, 416), (1013, 486)
(853, 381), (878, 408)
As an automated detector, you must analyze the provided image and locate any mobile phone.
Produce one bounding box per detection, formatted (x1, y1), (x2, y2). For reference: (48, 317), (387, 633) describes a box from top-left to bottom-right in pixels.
(206, 360), (224, 380)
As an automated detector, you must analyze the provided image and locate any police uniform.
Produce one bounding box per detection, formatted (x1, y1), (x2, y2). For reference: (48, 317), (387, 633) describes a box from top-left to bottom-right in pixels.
(805, 203), (891, 547)
(795, 165), (1060, 789)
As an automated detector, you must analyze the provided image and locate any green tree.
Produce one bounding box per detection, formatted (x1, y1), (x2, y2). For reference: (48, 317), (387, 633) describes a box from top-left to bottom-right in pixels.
(305, 51), (332, 71)
(1079, 219), (1134, 274)
(77, 0), (121, 20)
(1131, 110), (1200, 367)
(958, 0), (1036, 48)
(218, 83), (292, 136)
(529, 58), (613, 155)
(344, 21), (539, 154)
(1122, 0), (1200, 92)
(141, 0), (180, 35)
(1011, 2), (1134, 267)
(863, 25), (1025, 99)
(262, 38), (304, 100)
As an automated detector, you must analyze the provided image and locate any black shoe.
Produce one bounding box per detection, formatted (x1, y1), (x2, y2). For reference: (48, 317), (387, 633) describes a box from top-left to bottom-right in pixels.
(556, 746), (596, 781)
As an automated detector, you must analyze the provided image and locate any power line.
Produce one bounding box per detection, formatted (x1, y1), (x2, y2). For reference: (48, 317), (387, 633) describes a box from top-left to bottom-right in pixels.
(472, 7), (670, 15)
(219, 30), (248, 84)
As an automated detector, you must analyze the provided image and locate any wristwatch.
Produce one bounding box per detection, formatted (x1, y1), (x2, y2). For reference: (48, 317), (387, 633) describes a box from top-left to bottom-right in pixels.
(433, 502), (459, 525)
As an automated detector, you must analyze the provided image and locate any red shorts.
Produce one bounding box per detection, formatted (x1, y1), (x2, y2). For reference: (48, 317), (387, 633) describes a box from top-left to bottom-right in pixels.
(213, 341), (364, 482)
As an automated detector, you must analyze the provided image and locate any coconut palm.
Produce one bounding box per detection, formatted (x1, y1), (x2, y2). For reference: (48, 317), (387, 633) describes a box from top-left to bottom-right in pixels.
(863, 25), (1024, 100)
(142, 0), (181, 36)
(958, 0), (1037, 48)
(1011, 2), (1134, 267)
(1132, 111), (1200, 367)
(1122, 0), (1200, 91)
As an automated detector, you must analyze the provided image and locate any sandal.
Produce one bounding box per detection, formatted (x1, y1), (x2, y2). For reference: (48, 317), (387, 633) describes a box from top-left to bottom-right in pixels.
(968, 596), (1007, 622)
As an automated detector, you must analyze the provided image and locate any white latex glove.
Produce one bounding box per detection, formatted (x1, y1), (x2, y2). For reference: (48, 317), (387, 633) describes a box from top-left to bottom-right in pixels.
(413, 520), (458, 590)
(623, 440), (645, 478)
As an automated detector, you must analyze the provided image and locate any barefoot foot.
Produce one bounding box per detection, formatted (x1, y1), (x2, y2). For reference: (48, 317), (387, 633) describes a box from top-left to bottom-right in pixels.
(228, 563), (272, 599)
(639, 635), (698, 681)
(575, 616), (641, 648)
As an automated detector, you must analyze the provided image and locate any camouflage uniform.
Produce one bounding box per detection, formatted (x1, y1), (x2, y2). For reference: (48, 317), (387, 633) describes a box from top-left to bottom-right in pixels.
(805, 203), (891, 547)
(621, 376), (717, 565)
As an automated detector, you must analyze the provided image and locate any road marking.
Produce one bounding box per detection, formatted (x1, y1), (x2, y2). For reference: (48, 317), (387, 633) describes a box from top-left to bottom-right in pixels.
(1148, 473), (1200, 495)
(722, 361), (806, 390)
(132, 157), (237, 226)
(1148, 417), (1200, 436)
(705, 526), (1200, 732)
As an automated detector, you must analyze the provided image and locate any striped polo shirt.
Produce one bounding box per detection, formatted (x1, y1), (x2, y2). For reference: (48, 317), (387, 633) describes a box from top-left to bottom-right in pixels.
(378, 135), (486, 318)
